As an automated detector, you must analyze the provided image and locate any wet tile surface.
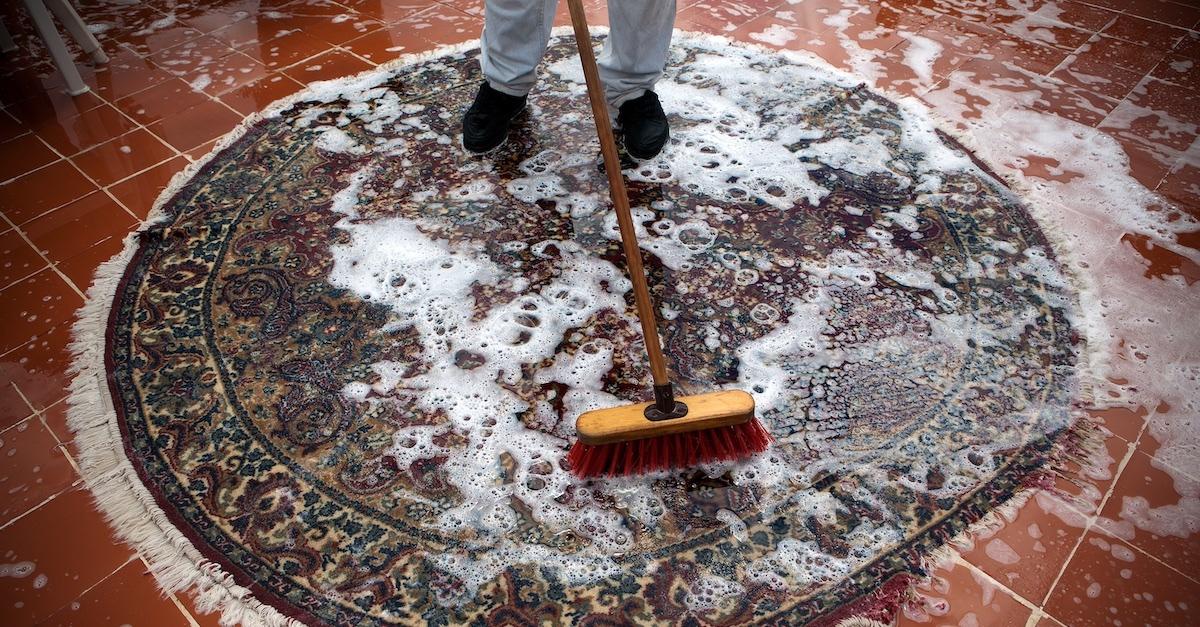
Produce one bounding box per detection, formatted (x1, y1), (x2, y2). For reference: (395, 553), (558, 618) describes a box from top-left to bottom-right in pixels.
(39, 559), (191, 627)
(0, 0), (1196, 625)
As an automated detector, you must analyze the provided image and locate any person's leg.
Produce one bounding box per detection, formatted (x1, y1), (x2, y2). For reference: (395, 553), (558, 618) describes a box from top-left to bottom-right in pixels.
(598, 0), (675, 159)
(480, 0), (558, 97)
(598, 0), (676, 108)
(465, 0), (559, 152)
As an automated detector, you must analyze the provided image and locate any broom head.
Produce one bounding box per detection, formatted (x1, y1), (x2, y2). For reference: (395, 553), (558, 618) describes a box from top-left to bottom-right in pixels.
(567, 389), (771, 478)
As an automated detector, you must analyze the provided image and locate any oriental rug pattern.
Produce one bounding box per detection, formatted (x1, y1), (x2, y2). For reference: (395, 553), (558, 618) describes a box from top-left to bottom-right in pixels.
(87, 35), (1086, 626)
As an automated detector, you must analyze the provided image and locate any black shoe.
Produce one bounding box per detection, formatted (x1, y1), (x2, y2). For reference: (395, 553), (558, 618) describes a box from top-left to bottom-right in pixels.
(617, 91), (669, 160)
(462, 81), (527, 154)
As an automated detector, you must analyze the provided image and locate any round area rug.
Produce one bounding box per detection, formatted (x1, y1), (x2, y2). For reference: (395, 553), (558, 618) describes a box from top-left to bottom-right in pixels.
(69, 33), (1091, 626)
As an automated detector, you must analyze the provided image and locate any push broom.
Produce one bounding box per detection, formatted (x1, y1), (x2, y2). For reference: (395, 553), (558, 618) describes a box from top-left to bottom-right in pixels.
(564, 0), (772, 478)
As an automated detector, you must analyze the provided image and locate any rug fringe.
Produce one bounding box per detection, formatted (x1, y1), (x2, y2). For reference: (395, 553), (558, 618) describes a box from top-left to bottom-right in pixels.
(66, 28), (1111, 627)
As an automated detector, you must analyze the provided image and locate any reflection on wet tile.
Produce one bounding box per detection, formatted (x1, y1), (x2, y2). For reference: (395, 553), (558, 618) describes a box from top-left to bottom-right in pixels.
(283, 49), (375, 84)
(39, 559), (191, 627)
(0, 160), (98, 226)
(146, 100), (244, 153)
(71, 129), (178, 186)
(0, 417), (77, 524)
(0, 488), (133, 624)
(23, 192), (138, 265)
(0, 323), (73, 412)
(107, 156), (190, 218)
(0, 270), (82, 355)
(0, 135), (58, 183)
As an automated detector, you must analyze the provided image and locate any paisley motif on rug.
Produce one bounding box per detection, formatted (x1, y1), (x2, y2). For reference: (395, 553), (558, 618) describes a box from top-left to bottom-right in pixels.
(74, 34), (1089, 626)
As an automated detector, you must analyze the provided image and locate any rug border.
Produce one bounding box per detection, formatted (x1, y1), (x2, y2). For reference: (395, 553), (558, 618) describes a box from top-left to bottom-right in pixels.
(64, 27), (1104, 627)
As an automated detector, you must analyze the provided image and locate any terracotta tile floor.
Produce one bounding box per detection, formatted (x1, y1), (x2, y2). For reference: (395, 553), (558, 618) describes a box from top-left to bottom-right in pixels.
(0, 0), (1196, 625)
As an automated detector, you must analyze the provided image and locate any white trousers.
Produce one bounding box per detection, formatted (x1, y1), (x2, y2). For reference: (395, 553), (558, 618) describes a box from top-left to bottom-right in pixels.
(479, 0), (677, 107)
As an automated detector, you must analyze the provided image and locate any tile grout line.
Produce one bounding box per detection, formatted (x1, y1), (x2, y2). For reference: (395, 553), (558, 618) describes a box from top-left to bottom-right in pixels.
(0, 200), (86, 299)
(143, 553), (204, 627)
(32, 133), (146, 224)
(10, 383), (81, 474)
(1037, 419), (1144, 608)
(0, 385), (83, 533)
(950, 553), (1049, 622)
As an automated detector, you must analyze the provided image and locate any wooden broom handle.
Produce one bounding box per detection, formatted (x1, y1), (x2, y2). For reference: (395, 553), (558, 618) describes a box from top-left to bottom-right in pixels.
(566, 0), (671, 388)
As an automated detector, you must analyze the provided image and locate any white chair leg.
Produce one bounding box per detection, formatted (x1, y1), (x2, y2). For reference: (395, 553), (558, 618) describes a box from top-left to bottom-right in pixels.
(0, 18), (18, 53)
(21, 0), (90, 95)
(43, 0), (108, 64)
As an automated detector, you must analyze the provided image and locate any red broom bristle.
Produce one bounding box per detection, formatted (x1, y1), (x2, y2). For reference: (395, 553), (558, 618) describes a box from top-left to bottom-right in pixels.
(567, 419), (773, 478)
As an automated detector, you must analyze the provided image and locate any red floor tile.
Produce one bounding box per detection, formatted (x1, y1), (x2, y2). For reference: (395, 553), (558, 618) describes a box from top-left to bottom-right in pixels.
(1044, 531), (1200, 627)
(55, 234), (129, 296)
(84, 44), (174, 103)
(1149, 53), (1200, 90)
(1091, 407), (1150, 445)
(989, 11), (1095, 52)
(107, 156), (190, 219)
(114, 77), (214, 126)
(0, 322), (74, 414)
(899, 559), (1033, 626)
(0, 135), (58, 184)
(283, 49), (375, 85)
(1120, 231), (1200, 284)
(245, 29), (335, 70)
(0, 269), (83, 355)
(1176, 30), (1200, 58)
(1078, 33), (1172, 76)
(31, 104), (139, 157)
(219, 72), (306, 116)
(256, 8), (384, 47)
(0, 160), (99, 226)
(182, 51), (273, 97)
(0, 110), (25, 144)
(958, 457), (1115, 603)
(950, 58), (1120, 127)
(0, 66), (105, 113)
(70, 129), (178, 187)
(1049, 49), (1146, 101)
(1101, 13), (1189, 49)
(39, 559), (191, 626)
(0, 382), (31, 432)
(1035, 0), (1119, 33)
(23, 192), (138, 266)
(0, 229), (47, 292)
(208, 19), (268, 50)
(36, 398), (72, 453)
(341, 27), (437, 65)
(1122, 0), (1200, 30)
(0, 417), (77, 525)
(1128, 76), (1200, 129)
(146, 100), (244, 153)
(1095, 450), (1199, 576)
(677, 0), (779, 34)
(0, 488), (133, 625)
(404, 5), (485, 46)
(113, 22), (207, 58)
(187, 139), (221, 162)
(172, 0), (258, 34)
(1156, 159), (1200, 213)
(146, 35), (241, 79)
